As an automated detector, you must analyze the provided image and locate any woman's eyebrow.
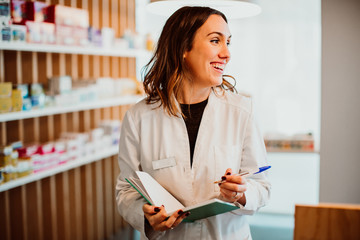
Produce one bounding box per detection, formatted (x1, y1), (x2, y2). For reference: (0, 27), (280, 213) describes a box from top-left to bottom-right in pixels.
(207, 32), (232, 39)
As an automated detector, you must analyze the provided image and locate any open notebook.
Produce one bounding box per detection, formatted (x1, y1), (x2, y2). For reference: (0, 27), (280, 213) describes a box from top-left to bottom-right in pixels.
(125, 171), (239, 222)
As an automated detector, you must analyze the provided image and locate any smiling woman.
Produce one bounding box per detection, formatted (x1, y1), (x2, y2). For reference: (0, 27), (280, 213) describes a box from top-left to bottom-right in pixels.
(116, 6), (271, 240)
(142, 6), (235, 116)
(182, 14), (232, 103)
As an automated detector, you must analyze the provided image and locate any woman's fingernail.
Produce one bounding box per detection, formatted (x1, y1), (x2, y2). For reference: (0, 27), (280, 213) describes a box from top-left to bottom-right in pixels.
(185, 212), (190, 217)
(226, 172), (231, 175)
(178, 210), (183, 215)
(154, 207), (160, 212)
(221, 176), (226, 181)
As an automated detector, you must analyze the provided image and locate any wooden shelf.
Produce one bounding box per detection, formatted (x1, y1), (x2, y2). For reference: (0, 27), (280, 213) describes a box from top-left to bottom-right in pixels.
(0, 95), (144, 122)
(0, 42), (151, 57)
(0, 145), (118, 192)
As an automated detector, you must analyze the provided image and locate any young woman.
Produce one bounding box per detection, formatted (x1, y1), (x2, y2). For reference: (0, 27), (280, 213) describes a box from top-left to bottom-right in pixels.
(116, 6), (270, 240)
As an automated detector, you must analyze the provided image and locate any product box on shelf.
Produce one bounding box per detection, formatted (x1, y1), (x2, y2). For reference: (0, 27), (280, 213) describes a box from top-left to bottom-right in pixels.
(96, 77), (115, 99)
(43, 5), (89, 28)
(0, 97), (11, 113)
(11, 23), (26, 42)
(0, 169), (3, 184)
(55, 24), (73, 45)
(13, 83), (28, 98)
(30, 83), (45, 108)
(88, 26), (101, 47)
(0, 145), (12, 167)
(73, 26), (88, 46)
(25, 20), (40, 43)
(21, 1), (48, 23)
(1, 144), (26, 182)
(99, 120), (121, 145)
(0, 0), (11, 23)
(26, 21), (55, 44)
(48, 75), (72, 95)
(17, 143), (39, 157)
(0, 0), (11, 43)
(10, 149), (18, 166)
(90, 128), (106, 152)
(40, 21), (55, 44)
(13, 83), (31, 111)
(0, 26), (11, 42)
(264, 132), (315, 152)
(11, 89), (22, 111)
(2, 165), (17, 182)
(16, 158), (32, 177)
(10, 0), (25, 24)
(101, 27), (114, 48)
(0, 82), (12, 96)
(10, 140), (22, 150)
(60, 132), (89, 160)
(114, 78), (138, 96)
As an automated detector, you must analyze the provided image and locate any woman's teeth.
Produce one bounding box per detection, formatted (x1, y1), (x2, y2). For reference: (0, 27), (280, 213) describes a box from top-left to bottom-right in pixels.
(211, 63), (224, 70)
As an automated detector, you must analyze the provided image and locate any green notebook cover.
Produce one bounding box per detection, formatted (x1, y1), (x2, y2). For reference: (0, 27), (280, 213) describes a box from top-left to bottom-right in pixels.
(182, 199), (239, 222)
(125, 172), (239, 222)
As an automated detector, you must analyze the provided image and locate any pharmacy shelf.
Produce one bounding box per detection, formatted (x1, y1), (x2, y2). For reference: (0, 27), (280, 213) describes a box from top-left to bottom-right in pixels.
(267, 149), (319, 154)
(0, 145), (119, 192)
(0, 42), (151, 57)
(0, 95), (144, 122)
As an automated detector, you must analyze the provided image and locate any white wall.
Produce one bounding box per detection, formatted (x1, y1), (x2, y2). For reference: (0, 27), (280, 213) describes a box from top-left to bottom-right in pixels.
(226, 2), (321, 145)
(320, 0), (360, 203)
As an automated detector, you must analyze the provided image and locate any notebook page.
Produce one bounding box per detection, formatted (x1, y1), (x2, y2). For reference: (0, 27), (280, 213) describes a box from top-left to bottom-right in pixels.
(136, 171), (184, 213)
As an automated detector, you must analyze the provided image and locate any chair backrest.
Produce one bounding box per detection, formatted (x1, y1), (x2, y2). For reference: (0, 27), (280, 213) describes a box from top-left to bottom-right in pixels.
(294, 203), (360, 240)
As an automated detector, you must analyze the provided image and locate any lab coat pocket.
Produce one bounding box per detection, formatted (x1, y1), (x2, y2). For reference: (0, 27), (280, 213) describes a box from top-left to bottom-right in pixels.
(152, 157), (177, 170)
(214, 145), (242, 192)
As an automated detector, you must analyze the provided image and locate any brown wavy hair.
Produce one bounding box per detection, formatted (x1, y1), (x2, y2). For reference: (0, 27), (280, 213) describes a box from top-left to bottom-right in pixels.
(142, 6), (236, 116)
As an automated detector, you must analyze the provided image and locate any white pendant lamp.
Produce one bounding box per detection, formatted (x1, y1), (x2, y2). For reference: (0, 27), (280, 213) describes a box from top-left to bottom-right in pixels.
(146, 0), (261, 19)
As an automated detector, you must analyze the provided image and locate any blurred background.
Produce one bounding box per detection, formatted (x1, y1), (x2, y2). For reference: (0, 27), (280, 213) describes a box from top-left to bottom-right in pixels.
(1, 0), (359, 239)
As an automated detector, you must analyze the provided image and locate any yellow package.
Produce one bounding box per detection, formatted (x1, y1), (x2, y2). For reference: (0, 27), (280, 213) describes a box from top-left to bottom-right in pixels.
(0, 98), (12, 113)
(11, 89), (23, 112)
(0, 82), (12, 97)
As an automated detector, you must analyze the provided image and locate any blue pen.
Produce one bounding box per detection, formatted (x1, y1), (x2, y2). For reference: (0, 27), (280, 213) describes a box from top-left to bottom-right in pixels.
(214, 165), (271, 184)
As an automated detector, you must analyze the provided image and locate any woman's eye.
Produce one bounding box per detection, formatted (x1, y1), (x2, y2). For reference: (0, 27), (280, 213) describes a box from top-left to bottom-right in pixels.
(211, 39), (220, 44)
(227, 42), (231, 46)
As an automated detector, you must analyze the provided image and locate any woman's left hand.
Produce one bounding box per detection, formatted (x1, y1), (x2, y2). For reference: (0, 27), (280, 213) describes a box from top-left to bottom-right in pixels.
(218, 168), (247, 205)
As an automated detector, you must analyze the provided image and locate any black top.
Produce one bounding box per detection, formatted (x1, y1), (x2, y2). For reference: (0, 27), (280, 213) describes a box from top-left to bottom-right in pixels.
(180, 98), (208, 166)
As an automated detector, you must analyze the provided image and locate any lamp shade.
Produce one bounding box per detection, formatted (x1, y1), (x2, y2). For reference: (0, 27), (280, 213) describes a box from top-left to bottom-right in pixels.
(146, 0), (261, 19)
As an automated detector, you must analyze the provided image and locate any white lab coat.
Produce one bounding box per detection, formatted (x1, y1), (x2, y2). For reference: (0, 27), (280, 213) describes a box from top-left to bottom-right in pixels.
(116, 89), (271, 240)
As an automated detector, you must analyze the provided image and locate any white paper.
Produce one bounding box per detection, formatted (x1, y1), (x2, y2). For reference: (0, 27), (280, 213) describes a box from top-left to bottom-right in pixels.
(136, 171), (184, 213)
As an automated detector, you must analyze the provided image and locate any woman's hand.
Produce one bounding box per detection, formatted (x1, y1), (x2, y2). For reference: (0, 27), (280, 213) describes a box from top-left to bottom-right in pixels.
(143, 204), (189, 231)
(218, 168), (247, 206)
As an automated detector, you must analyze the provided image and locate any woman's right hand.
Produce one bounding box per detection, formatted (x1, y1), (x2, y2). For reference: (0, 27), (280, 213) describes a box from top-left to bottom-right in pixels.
(143, 204), (189, 231)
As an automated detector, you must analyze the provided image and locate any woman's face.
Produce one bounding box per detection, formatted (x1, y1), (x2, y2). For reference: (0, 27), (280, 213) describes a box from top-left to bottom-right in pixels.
(183, 14), (231, 89)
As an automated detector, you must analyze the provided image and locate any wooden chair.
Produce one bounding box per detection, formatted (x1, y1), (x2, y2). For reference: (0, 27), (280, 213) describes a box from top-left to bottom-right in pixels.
(294, 203), (360, 240)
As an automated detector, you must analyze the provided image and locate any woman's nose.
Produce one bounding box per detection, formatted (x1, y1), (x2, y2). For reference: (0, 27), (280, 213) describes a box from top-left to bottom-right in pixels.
(219, 44), (231, 62)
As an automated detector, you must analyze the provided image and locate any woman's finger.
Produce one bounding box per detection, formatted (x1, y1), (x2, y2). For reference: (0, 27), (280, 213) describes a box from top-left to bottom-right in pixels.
(220, 188), (244, 202)
(225, 168), (232, 175)
(219, 178), (247, 192)
(171, 211), (190, 228)
(146, 206), (168, 230)
(143, 203), (162, 214)
(221, 175), (246, 184)
(160, 209), (184, 230)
